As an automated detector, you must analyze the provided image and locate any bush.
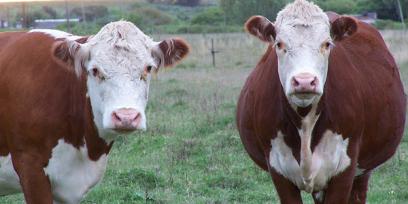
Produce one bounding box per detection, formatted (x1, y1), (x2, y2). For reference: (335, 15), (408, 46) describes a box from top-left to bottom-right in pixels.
(71, 6), (109, 21)
(316, 0), (357, 14)
(161, 24), (242, 34)
(374, 19), (405, 30)
(57, 22), (101, 36)
(191, 7), (225, 25)
(16, 8), (51, 27)
(126, 6), (173, 29)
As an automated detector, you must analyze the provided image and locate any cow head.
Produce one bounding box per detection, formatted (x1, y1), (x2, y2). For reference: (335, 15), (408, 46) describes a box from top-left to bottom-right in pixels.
(52, 21), (189, 139)
(245, 0), (357, 108)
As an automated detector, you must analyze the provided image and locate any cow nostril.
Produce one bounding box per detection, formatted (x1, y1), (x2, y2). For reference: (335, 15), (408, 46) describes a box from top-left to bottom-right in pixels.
(292, 78), (300, 87)
(311, 77), (318, 87)
(113, 112), (122, 122)
(133, 112), (141, 121)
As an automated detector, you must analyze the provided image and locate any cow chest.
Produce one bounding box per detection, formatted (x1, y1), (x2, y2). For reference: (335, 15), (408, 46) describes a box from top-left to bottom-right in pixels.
(268, 110), (351, 193)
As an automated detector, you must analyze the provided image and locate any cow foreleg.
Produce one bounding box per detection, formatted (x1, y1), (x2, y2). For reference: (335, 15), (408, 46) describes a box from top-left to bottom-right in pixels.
(270, 168), (303, 204)
(348, 171), (371, 204)
(321, 142), (359, 204)
(12, 153), (53, 204)
(322, 165), (356, 204)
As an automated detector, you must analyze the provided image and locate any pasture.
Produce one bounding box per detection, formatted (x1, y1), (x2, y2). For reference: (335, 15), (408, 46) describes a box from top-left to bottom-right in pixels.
(1, 31), (407, 204)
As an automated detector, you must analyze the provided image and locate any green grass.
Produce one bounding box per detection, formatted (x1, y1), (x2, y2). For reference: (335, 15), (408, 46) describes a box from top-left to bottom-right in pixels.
(1, 32), (408, 203)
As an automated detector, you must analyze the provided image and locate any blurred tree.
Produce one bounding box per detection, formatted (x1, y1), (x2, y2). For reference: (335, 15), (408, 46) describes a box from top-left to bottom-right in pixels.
(148, 0), (201, 6)
(356, 0), (399, 20)
(191, 7), (225, 25)
(220, 0), (290, 24)
(219, 0), (407, 24)
(16, 8), (50, 27)
(315, 0), (357, 14)
(126, 7), (173, 30)
(71, 5), (108, 21)
(175, 0), (201, 6)
(42, 6), (57, 19)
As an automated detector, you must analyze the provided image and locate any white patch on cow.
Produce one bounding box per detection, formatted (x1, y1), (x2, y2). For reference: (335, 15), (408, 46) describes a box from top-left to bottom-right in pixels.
(270, 106), (351, 193)
(0, 154), (21, 196)
(44, 139), (108, 204)
(274, 0), (332, 108)
(270, 132), (305, 188)
(0, 141), (107, 203)
(29, 29), (81, 41)
(315, 191), (324, 202)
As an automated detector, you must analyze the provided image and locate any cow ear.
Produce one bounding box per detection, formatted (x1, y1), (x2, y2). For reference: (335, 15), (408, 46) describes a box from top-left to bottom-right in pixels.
(331, 16), (358, 41)
(152, 38), (190, 68)
(52, 38), (90, 77)
(245, 15), (276, 43)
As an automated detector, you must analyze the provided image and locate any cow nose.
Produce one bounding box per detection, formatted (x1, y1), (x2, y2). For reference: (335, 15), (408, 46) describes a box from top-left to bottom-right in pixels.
(292, 73), (318, 93)
(111, 108), (141, 131)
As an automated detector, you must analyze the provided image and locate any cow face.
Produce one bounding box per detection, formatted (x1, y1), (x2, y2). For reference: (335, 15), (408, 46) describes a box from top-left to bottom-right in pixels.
(245, 0), (356, 108)
(52, 21), (189, 138)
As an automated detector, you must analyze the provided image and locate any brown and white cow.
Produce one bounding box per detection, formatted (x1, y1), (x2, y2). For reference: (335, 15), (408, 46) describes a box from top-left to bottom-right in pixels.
(0, 21), (189, 203)
(237, 0), (406, 203)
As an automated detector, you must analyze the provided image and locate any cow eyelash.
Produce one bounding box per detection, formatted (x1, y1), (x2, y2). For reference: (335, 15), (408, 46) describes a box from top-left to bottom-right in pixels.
(323, 41), (335, 50)
(146, 65), (153, 73)
(140, 65), (155, 81)
(90, 67), (106, 81)
(274, 41), (287, 53)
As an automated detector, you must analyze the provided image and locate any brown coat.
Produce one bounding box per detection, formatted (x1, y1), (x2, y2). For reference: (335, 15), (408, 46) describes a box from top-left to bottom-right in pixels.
(237, 14), (406, 204)
(0, 32), (111, 203)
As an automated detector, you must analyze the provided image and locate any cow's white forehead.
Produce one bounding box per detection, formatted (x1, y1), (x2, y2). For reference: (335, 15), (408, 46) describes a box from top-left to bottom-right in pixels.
(88, 21), (155, 51)
(87, 21), (156, 74)
(275, 0), (329, 32)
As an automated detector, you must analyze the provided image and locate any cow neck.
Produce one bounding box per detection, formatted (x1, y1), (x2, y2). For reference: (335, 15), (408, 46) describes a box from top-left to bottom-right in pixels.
(280, 94), (326, 131)
(281, 96), (302, 129)
(280, 93), (326, 162)
(82, 76), (113, 161)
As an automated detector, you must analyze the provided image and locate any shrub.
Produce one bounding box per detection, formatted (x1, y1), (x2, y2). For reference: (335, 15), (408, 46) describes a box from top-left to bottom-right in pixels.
(126, 6), (173, 29)
(374, 19), (405, 30)
(71, 5), (109, 21)
(191, 7), (225, 25)
(57, 22), (101, 35)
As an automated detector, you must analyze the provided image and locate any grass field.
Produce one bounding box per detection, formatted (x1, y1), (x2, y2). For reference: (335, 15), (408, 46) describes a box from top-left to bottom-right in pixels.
(1, 31), (407, 204)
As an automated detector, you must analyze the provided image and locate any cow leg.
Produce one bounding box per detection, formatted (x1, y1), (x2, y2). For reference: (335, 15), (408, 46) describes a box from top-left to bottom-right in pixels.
(321, 169), (355, 204)
(321, 134), (362, 204)
(348, 171), (371, 204)
(270, 169), (303, 204)
(322, 156), (358, 204)
(12, 153), (53, 204)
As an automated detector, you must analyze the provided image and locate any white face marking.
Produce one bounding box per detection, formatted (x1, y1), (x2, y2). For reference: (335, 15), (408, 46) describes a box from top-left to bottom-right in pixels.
(38, 22), (169, 140)
(44, 139), (108, 204)
(0, 154), (21, 196)
(84, 22), (163, 140)
(270, 107), (351, 193)
(274, 0), (332, 107)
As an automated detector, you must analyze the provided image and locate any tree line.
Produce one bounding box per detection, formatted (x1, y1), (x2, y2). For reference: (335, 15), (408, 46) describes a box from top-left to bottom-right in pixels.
(219, 0), (408, 24)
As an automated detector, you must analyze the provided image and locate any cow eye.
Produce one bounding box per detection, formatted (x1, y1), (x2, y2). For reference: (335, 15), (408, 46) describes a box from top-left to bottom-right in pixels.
(274, 41), (287, 53)
(146, 65), (153, 73)
(140, 65), (153, 82)
(276, 42), (283, 49)
(90, 67), (106, 81)
(322, 41), (334, 50)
